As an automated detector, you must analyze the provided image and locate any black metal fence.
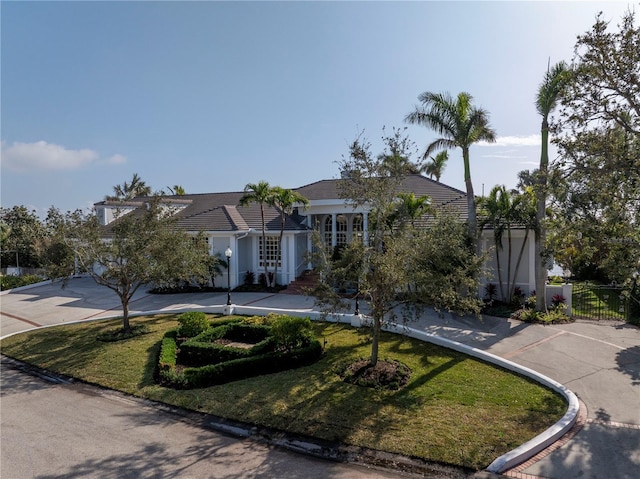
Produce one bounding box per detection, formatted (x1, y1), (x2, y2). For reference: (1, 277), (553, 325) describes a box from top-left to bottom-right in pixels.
(572, 284), (640, 322)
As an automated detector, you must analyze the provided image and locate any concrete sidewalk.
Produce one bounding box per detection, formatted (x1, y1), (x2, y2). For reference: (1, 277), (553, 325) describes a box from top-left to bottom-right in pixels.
(1, 277), (639, 478)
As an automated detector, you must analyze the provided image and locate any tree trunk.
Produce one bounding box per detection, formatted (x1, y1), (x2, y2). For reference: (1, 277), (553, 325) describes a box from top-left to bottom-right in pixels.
(370, 315), (381, 367)
(535, 119), (550, 312)
(260, 206), (270, 288)
(121, 296), (130, 332)
(462, 147), (478, 253)
(510, 230), (530, 301)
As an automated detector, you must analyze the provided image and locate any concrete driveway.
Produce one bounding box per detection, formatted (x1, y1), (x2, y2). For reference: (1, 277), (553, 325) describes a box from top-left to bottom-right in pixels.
(1, 277), (639, 478)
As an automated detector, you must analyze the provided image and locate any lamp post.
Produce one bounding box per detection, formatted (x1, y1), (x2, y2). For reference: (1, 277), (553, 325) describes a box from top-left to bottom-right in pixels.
(225, 247), (232, 305)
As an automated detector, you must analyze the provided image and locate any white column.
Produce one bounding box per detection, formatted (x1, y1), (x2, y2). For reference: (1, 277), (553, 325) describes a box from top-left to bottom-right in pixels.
(363, 212), (369, 245)
(331, 213), (337, 247)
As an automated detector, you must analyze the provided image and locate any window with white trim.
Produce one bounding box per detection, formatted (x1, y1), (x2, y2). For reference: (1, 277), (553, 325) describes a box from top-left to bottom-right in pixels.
(259, 236), (281, 269)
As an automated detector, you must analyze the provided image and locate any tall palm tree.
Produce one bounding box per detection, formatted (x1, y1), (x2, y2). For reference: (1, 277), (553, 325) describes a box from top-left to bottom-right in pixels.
(406, 92), (496, 250)
(271, 187), (310, 287)
(535, 61), (568, 312)
(423, 150), (449, 181)
(239, 181), (274, 287)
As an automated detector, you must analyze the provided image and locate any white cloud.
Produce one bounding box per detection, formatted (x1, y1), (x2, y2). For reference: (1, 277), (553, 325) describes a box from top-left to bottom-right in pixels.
(1, 140), (98, 172)
(1, 140), (126, 172)
(478, 135), (541, 147)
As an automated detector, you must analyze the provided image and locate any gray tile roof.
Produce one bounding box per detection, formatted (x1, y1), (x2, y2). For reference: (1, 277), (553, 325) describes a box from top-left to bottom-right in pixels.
(295, 174), (467, 211)
(101, 175), (469, 233)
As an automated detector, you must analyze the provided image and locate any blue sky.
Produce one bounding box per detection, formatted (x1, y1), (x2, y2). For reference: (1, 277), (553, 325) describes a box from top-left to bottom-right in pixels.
(1, 1), (633, 215)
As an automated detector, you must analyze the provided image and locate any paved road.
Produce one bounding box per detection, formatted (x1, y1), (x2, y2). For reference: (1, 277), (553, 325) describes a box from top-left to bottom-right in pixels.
(1, 277), (639, 478)
(0, 365), (406, 479)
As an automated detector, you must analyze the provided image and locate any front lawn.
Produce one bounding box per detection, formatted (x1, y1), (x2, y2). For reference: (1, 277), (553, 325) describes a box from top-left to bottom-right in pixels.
(0, 314), (566, 471)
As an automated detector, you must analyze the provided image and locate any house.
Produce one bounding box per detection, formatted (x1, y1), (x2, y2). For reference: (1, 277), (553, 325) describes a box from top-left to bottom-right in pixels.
(94, 174), (537, 299)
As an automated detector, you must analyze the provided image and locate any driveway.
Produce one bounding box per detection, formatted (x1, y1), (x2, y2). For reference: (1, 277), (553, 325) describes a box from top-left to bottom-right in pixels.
(1, 277), (639, 478)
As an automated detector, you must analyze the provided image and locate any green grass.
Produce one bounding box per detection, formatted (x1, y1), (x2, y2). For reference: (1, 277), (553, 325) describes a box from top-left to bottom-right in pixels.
(0, 314), (566, 470)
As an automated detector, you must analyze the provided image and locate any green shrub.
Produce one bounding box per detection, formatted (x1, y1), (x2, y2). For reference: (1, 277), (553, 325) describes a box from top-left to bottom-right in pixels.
(178, 323), (274, 367)
(524, 295), (537, 309)
(270, 316), (313, 351)
(0, 274), (45, 291)
(182, 340), (323, 389)
(512, 308), (542, 323)
(177, 311), (210, 338)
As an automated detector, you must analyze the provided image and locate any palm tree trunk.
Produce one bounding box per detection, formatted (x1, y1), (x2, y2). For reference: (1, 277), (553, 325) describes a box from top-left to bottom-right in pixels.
(535, 119), (550, 311)
(511, 230), (530, 302)
(260, 205), (270, 288)
(462, 148), (478, 252)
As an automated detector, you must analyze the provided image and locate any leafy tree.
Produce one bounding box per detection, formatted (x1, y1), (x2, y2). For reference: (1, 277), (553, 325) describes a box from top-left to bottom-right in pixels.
(478, 186), (537, 303)
(423, 150), (448, 182)
(0, 205), (47, 269)
(46, 198), (210, 332)
(271, 186), (309, 287)
(378, 126), (422, 175)
(534, 61), (569, 311)
(313, 130), (483, 366)
(406, 91), (496, 249)
(550, 10), (640, 283)
(106, 173), (152, 201)
(239, 181), (274, 287)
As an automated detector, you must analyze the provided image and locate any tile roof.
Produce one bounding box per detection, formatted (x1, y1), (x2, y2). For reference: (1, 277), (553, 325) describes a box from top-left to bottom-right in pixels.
(295, 174), (467, 211)
(100, 175), (469, 233)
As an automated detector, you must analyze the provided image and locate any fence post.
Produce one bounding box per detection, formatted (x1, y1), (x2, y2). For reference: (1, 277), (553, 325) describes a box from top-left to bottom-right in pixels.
(561, 283), (573, 317)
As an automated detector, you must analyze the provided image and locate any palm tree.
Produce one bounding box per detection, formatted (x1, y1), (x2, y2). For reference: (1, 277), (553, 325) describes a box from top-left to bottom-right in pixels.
(396, 192), (432, 228)
(239, 181), (274, 287)
(423, 150), (449, 181)
(108, 173), (152, 201)
(478, 186), (509, 301)
(167, 185), (186, 195)
(271, 187), (310, 287)
(406, 91), (496, 250)
(479, 186), (537, 303)
(535, 61), (568, 312)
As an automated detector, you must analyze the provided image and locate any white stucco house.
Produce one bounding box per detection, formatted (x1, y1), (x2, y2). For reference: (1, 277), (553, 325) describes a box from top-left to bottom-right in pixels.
(94, 174), (537, 300)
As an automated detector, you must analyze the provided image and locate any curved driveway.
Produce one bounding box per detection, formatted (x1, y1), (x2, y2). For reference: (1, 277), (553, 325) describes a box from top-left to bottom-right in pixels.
(1, 277), (639, 478)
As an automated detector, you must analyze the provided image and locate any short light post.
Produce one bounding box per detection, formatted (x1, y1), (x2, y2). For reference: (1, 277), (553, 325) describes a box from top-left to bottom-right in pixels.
(225, 247), (232, 306)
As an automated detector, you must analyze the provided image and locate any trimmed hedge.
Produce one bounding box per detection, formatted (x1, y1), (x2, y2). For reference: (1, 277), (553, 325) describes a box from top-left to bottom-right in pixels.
(182, 340), (323, 389)
(156, 316), (323, 389)
(179, 323), (275, 367)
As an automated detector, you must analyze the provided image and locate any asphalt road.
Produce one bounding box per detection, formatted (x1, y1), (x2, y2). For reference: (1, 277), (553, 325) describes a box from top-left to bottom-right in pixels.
(0, 365), (410, 479)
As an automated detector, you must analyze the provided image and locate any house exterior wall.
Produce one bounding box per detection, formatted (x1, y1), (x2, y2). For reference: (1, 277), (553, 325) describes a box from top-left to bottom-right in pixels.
(480, 229), (535, 300)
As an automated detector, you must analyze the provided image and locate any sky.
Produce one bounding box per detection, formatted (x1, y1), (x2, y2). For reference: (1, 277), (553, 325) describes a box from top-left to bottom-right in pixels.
(1, 0), (634, 216)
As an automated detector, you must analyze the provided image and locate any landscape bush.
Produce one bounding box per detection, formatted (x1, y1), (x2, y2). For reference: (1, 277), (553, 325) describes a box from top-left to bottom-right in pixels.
(156, 314), (322, 389)
(0, 274), (45, 291)
(176, 311), (211, 338)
